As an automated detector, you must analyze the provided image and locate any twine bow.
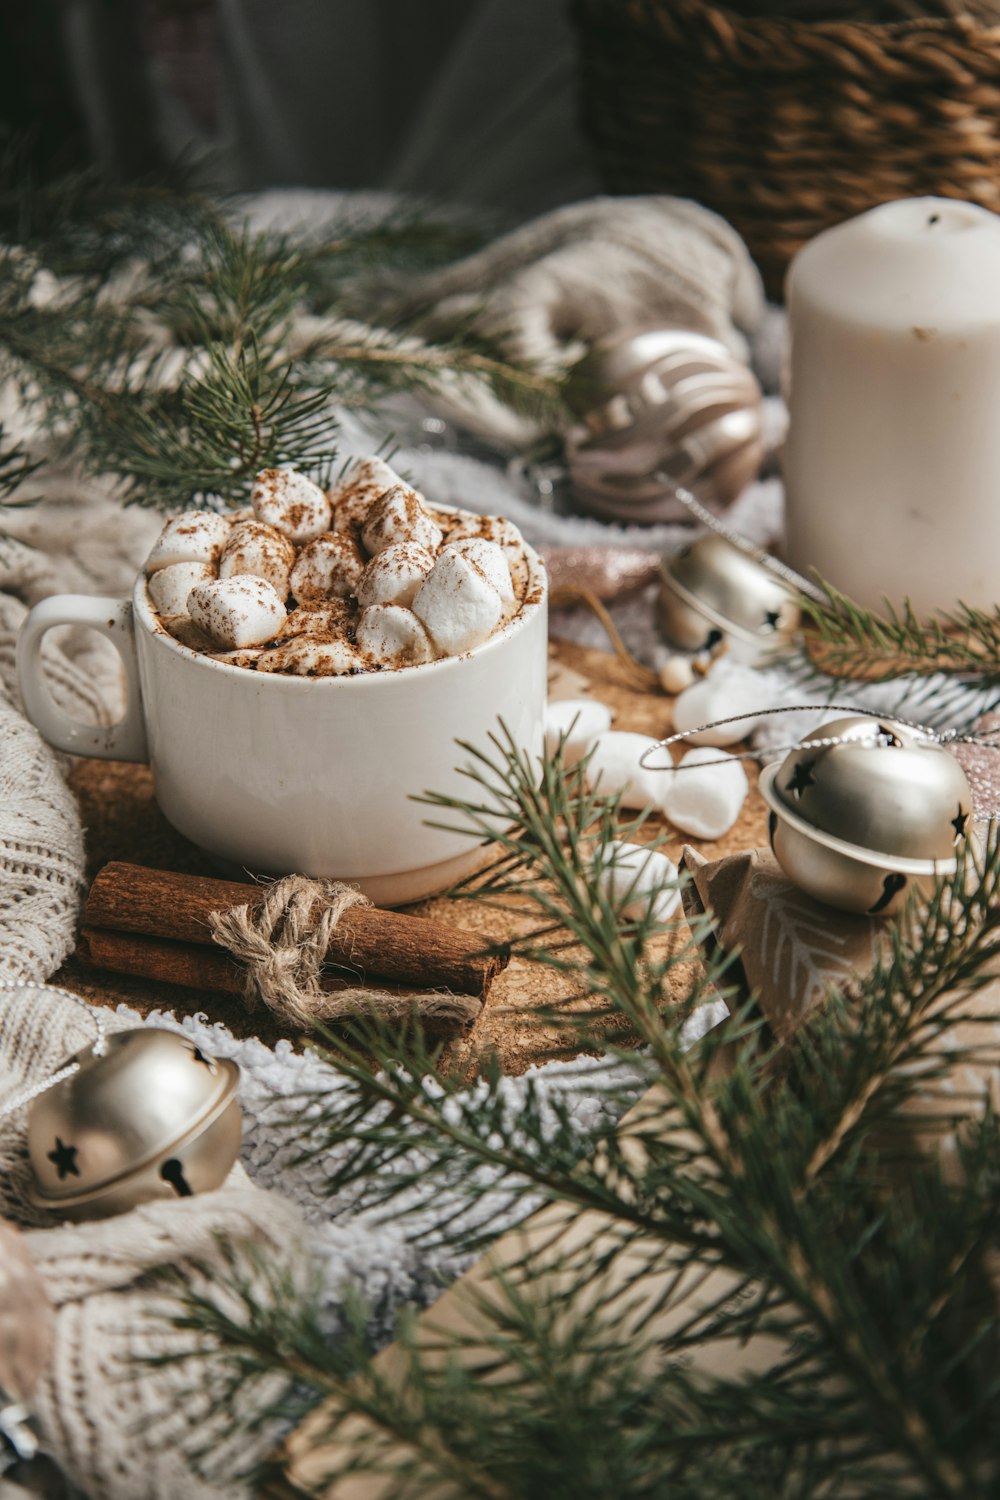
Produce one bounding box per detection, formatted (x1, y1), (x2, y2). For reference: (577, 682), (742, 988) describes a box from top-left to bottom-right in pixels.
(209, 875), (479, 1029)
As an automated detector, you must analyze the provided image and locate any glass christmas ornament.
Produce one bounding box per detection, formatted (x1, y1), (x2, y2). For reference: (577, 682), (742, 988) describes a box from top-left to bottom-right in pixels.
(564, 328), (764, 524)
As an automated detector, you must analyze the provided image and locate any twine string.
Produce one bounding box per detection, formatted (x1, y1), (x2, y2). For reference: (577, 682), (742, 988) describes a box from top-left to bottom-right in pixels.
(209, 875), (479, 1029)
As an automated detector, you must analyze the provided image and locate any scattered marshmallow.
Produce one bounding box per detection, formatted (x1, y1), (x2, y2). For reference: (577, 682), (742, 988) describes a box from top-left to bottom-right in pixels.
(257, 637), (364, 675)
(147, 560), (215, 617)
(332, 457), (407, 534)
(187, 576), (287, 649)
(290, 532), (366, 603)
(357, 542), (436, 609)
(544, 698), (614, 766)
(219, 520), (296, 597)
(356, 605), (437, 667)
(660, 746), (749, 839)
(658, 654), (696, 696)
(251, 468), (332, 544)
(444, 537), (514, 605)
(144, 512), (231, 573)
(361, 485), (444, 558)
(598, 841), (682, 924)
(412, 548), (503, 655)
(672, 663), (769, 745)
(586, 731), (667, 810)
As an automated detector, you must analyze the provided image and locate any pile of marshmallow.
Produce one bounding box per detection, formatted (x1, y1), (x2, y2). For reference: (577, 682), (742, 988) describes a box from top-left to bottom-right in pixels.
(143, 459), (531, 674)
(545, 698), (749, 841)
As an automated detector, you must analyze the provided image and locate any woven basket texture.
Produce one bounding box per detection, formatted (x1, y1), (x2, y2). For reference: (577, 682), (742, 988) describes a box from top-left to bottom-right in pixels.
(573, 0), (1000, 295)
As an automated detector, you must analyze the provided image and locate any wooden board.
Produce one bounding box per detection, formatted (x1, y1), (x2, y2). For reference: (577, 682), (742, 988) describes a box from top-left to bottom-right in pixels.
(54, 637), (769, 1077)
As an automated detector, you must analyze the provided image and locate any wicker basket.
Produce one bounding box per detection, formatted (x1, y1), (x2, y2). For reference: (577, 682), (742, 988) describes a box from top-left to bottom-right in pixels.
(572, 0), (1000, 296)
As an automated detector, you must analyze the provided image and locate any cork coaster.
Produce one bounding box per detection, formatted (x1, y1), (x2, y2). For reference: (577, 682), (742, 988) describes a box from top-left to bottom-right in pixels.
(53, 638), (769, 1077)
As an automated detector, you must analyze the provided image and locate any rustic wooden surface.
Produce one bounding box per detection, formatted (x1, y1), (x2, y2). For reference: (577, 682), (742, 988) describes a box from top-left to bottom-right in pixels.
(54, 635), (770, 1076)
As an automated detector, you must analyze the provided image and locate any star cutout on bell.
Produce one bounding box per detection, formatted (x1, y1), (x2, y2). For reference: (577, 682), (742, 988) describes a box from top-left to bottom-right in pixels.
(763, 609), (783, 631)
(47, 1137), (80, 1180)
(189, 1045), (217, 1073)
(951, 805), (971, 842)
(786, 759), (817, 799)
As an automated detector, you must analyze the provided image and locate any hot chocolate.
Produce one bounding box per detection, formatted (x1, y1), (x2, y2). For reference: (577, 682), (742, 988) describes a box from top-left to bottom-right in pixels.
(143, 458), (536, 676)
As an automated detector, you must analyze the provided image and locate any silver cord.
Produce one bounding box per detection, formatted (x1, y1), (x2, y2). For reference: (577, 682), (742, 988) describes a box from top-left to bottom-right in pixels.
(0, 984), (106, 1121)
(639, 704), (1000, 773)
(664, 480), (831, 604)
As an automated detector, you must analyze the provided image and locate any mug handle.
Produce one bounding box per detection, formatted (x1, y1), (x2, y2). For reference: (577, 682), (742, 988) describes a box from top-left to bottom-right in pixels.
(16, 595), (149, 762)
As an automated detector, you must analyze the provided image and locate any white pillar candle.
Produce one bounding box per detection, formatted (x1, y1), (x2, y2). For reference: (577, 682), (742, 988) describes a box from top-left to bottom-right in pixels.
(784, 197), (1000, 615)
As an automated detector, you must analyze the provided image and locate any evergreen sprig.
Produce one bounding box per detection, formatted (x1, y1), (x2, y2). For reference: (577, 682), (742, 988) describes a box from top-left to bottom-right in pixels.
(799, 577), (1000, 709)
(163, 738), (1000, 1499)
(0, 182), (564, 511)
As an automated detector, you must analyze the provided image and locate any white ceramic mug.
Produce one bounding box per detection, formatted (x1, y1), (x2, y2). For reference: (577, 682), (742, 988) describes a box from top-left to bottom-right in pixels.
(16, 552), (548, 904)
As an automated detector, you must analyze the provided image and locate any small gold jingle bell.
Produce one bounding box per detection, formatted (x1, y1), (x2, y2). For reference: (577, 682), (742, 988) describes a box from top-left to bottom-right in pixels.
(658, 533), (802, 662)
(758, 716), (974, 916)
(564, 328), (764, 524)
(27, 1029), (241, 1222)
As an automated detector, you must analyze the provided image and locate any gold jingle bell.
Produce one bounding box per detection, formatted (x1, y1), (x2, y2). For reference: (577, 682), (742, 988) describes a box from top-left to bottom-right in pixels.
(658, 532), (802, 661)
(758, 716), (974, 916)
(27, 1029), (241, 1222)
(564, 328), (764, 524)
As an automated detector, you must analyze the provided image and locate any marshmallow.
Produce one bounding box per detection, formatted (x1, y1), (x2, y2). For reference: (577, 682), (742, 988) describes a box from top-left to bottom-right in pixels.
(257, 637), (364, 676)
(164, 616), (216, 655)
(219, 520), (296, 597)
(658, 654), (696, 696)
(672, 663), (769, 745)
(147, 560), (215, 617)
(585, 731), (667, 810)
(209, 647), (264, 670)
(357, 543), (436, 609)
(598, 841), (682, 924)
(187, 576), (287, 649)
(289, 532), (366, 603)
(145, 512), (231, 573)
(356, 605), (437, 667)
(332, 456), (407, 534)
(251, 468), (332, 543)
(444, 514), (529, 597)
(660, 746), (749, 839)
(444, 537), (514, 605)
(278, 601), (353, 639)
(361, 485), (444, 558)
(412, 549), (503, 655)
(544, 698), (614, 767)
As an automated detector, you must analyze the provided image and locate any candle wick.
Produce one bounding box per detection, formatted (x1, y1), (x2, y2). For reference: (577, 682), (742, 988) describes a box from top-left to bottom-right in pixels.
(928, 213), (941, 226)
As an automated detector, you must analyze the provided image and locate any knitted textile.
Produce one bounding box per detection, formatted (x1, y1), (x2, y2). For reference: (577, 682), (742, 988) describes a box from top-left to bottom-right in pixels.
(0, 986), (307, 1500)
(380, 195), (765, 374)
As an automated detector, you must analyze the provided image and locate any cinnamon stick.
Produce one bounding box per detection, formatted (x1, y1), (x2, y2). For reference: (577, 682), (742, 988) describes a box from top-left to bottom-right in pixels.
(84, 863), (506, 999)
(76, 927), (483, 1033)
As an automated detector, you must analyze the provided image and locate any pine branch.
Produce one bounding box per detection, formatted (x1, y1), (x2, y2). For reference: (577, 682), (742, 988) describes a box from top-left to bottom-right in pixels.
(75, 338), (339, 509)
(162, 751), (1000, 1498)
(0, 187), (565, 509)
(801, 576), (1000, 687)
